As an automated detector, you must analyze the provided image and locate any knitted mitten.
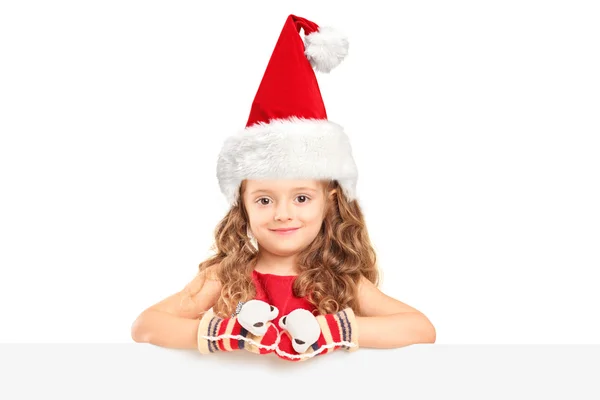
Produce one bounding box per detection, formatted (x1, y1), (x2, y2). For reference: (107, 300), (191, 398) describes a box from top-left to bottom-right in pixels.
(197, 299), (280, 355)
(275, 307), (359, 361)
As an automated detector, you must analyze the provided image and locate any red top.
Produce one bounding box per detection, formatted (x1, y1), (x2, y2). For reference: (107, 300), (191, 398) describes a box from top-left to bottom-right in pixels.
(251, 270), (316, 327)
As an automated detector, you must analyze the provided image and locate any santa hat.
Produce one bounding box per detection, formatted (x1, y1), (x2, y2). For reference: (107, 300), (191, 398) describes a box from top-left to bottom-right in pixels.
(216, 14), (358, 206)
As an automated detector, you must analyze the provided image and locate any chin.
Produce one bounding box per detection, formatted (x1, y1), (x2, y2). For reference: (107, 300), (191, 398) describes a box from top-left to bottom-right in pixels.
(263, 243), (305, 257)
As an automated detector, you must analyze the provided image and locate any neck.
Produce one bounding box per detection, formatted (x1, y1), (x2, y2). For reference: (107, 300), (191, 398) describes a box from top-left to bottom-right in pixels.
(254, 250), (300, 275)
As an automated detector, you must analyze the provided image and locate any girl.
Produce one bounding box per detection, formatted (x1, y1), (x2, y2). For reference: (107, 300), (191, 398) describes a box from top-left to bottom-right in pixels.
(131, 14), (436, 361)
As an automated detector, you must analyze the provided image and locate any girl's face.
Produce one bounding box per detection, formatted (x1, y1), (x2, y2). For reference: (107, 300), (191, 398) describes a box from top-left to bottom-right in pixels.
(242, 179), (332, 257)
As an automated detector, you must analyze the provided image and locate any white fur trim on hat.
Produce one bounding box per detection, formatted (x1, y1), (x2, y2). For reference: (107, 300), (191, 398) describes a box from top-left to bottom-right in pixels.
(216, 117), (358, 206)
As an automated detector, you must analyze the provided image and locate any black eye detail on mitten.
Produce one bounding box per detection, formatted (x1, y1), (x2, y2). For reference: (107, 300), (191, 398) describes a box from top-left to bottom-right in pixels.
(294, 339), (305, 345)
(254, 322), (264, 327)
(282, 316), (287, 325)
(270, 305), (275, 312)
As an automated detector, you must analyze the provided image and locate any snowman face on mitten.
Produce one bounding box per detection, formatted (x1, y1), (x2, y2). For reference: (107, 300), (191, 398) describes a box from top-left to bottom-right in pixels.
(278, 308), (321, 353)
(236, 299), (279, 336)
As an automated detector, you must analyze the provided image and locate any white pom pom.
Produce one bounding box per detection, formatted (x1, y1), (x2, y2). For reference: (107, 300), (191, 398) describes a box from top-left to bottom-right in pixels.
(304, 26), (349, 73)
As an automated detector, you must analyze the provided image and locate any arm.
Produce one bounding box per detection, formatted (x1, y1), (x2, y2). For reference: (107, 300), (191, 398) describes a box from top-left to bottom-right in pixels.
(130, 265), (222, 349)
(275, 276), (436, 361)
(354, 275), (436, 348)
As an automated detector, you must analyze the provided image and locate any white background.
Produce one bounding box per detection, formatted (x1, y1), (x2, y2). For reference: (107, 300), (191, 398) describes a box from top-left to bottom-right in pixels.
(1, 1), (598, 345)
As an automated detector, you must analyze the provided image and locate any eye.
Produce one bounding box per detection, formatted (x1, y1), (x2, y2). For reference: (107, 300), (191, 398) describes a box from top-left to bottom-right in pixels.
(294, 339), (306, 345)
(256, 197), (271, 206)
(253, 322), (264, 327)
(296, 195), (310, 203)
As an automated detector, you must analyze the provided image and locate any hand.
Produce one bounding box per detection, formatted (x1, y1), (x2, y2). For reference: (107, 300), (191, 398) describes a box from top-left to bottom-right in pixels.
(197, 299), (280, 355)
(275, 307), (359, 361)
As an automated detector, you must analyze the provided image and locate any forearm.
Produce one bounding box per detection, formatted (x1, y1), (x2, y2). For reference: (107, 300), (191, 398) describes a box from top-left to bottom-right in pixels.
(131, 310), (200, 350)
(355, 312), (436, 349)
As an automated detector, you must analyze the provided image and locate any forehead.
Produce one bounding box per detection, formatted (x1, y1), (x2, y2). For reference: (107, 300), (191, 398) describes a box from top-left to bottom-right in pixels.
(244, 179), (322, 194)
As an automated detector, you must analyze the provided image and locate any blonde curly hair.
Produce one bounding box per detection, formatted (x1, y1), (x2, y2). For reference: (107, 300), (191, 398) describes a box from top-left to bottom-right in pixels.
(193, 179), (380, 318)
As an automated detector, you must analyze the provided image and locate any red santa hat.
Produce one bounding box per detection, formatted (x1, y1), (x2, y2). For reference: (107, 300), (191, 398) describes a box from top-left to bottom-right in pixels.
(216, 14), (358, 206)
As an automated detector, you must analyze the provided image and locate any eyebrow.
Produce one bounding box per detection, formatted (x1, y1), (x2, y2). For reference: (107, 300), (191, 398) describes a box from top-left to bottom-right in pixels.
(249, 187), (319, 195)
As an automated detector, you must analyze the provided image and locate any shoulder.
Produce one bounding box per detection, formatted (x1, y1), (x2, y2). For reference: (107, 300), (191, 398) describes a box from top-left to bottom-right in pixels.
(186, 263), (222, 295)
(142, 263), (223, 320)
(356, 274), (381, 300)
(356, 274), (422, 316)
(201, 263), (221, 282)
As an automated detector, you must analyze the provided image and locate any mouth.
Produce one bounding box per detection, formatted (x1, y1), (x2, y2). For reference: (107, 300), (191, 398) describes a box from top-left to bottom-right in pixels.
(270, 227), (300, 235)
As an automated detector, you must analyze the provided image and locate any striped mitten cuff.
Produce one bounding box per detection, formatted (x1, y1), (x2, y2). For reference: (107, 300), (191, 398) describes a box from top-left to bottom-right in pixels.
(275, 307), (359, 362)
(197, 300), (280, 355)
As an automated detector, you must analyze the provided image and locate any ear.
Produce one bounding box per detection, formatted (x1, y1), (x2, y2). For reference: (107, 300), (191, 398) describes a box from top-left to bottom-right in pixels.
(328, 189), (337, 200)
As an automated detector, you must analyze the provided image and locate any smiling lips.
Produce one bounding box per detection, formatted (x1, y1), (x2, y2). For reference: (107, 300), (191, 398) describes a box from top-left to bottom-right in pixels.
(270, 227), (300, 235)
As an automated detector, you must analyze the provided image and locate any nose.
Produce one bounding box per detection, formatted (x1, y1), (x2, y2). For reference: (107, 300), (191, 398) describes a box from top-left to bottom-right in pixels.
(274, 201), (294, 221)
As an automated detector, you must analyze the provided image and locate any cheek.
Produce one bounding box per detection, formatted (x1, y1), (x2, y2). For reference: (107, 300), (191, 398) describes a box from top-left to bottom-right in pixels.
(248, 209), (270, 228)
(299, 206), (325, 225)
